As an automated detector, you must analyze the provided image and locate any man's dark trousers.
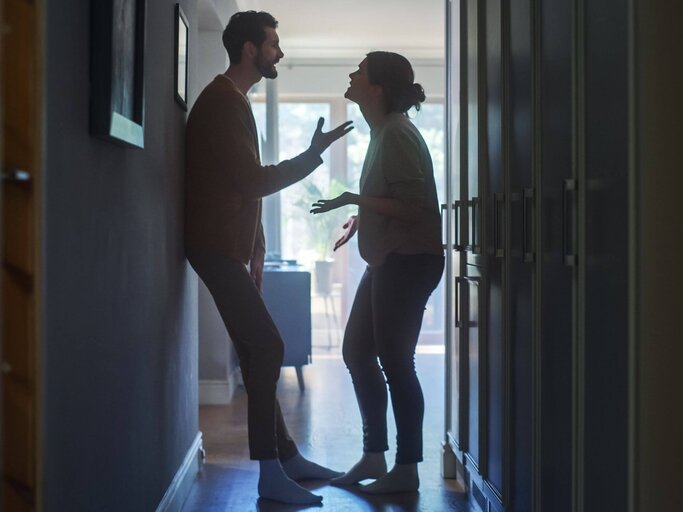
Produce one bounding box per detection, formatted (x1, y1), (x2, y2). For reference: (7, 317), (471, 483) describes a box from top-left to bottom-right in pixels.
(188, 251), (299, 461)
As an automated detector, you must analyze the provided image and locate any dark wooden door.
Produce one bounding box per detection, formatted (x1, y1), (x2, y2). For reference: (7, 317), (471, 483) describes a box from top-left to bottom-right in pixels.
(538, 0), (575, 509)
(508, 0), (534, 510)
(483, 0), (506, 505)
(582, 0), (628, 510)
(449, 1), (634, 510)
(2, 0), (42, 510)
(445, 0), (466, 455)
(461, 0), (487, 486)
(465, 0), (484, 268)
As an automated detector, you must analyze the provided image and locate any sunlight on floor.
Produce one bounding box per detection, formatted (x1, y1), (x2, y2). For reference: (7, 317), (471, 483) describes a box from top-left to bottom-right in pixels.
(185, 354), (472, 511)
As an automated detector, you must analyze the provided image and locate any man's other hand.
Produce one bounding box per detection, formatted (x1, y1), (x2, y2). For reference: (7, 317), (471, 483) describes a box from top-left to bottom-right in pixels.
(250, 251), (265, 291)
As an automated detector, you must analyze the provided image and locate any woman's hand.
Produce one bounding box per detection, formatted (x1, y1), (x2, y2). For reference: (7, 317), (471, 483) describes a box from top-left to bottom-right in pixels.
(310, 191), (358, 214)
(334, 215), (358, 251)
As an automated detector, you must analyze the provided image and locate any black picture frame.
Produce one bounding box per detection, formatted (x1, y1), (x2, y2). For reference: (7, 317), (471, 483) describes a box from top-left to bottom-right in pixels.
(90, 0), (147, 148)
(174, 4), (189, 111)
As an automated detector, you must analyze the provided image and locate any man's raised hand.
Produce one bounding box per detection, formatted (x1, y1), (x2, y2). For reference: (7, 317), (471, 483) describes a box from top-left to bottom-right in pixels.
(310, 117), (354, 155)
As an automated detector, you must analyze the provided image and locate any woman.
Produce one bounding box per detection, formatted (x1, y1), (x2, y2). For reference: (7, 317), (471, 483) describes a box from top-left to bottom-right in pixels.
(310, 52), (444, 494)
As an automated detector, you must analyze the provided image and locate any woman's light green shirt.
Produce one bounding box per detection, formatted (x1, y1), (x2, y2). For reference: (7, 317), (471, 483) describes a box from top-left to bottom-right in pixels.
(358, 112), (443, 266)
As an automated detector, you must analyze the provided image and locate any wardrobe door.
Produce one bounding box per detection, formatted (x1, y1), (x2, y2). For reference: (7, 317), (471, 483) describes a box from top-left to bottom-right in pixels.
(582, 0), (628, 509)
(462, 266), (483, 472)
(459, 0), (485, 476)
(465, 0), (484, 268)
(538, 0), (575, 510)
(483, 0), (506, 505)
(508, 0), (534, 510)
(446, 0), (465, 457)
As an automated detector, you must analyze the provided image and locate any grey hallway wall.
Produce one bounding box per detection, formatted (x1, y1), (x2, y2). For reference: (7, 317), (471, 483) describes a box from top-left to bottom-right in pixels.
(43, 0), (199, 509)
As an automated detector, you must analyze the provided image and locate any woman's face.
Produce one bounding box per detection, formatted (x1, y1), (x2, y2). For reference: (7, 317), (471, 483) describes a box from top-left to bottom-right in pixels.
(345, 59), (379, 106)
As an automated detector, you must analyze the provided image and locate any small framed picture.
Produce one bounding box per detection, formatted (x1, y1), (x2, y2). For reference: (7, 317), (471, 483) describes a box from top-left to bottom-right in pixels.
(175, 3), (189, 110)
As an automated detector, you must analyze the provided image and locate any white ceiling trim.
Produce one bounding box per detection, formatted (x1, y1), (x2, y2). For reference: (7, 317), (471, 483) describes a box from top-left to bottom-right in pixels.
(219, 1), (445, 60)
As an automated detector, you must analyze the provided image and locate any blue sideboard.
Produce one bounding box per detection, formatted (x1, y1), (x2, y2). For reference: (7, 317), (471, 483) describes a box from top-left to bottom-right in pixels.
(261, 266), (311, 390)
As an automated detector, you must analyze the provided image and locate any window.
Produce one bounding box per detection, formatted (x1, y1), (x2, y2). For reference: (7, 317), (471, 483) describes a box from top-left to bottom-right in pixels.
(279, 103), (333, 265)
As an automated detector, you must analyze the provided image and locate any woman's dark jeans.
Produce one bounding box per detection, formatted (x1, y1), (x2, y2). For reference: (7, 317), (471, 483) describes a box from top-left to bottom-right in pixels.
(342, 253), (444, 464)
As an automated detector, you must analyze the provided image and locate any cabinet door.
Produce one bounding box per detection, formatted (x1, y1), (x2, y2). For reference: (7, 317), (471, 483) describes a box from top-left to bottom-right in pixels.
(508, 0), (534, 510)
(446, 0), (466, 452)
(582, 0), (628, 509)
(484, 0), (506, 503)
(465, 0), (484, 267)
(2, 0), (40, 509)
(538, 0), (575, 510)
(462, 267), (483, 470)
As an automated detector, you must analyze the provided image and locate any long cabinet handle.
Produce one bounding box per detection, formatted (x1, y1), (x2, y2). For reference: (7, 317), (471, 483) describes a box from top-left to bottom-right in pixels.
(455, 276), (462, 327)
(493, 193), (504, 258)
(562, 179), (577, 266)
(441, 202), (464, 251)
(453, 200), (462, 251)
(523, 188), (535, 263)
(441, 202), (464, 252)
(455, 276), (480, 329)
(471, 197), (480, 254)
(441, 203), (448, 250)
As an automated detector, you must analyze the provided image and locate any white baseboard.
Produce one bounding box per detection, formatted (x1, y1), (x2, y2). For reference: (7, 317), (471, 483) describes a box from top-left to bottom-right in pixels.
(156, 432), (204, 512)
(199, 380), (231, 404)
(199, 367), (242, 405)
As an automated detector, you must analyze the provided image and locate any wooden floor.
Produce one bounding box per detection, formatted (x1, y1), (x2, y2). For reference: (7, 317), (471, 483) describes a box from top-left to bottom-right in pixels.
(182, 353), (474, 512)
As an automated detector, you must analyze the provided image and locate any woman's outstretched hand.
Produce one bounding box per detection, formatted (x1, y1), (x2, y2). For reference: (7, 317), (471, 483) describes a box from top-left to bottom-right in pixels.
(309, 117), (354, 155)
(334, 215), (358, 251)
(310, 192), (357, 215)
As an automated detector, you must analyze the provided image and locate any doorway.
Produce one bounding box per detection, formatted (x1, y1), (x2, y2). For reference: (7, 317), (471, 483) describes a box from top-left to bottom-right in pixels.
(1, 0), (44, 510)
(191, 0), (458, 508)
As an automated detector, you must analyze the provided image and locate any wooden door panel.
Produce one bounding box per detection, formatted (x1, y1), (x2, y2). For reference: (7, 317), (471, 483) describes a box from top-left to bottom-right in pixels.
(3, 380), (35, 488)
(3, 481), (33, 512)
(3, 0), (37, 168)
(582, 0), (629, 509)
(484, 0), (506, 499)
(3, 184), (34, 274)
(448, 0), (466, 455)
(465, 0), (483, 265)
(2, 0), (40, 509)
(2, 268), (35, 384)
(508, 0), (534, 510)
(539, 0), (574, 510)
(464, 268), (482, 469)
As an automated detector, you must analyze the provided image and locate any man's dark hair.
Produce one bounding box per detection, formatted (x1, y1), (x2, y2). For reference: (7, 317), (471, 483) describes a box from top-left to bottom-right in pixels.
(222, 11), (278, 64)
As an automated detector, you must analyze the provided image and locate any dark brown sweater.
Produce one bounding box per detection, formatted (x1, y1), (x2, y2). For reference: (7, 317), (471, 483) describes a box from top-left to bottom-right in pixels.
(185, 76), (322, 263)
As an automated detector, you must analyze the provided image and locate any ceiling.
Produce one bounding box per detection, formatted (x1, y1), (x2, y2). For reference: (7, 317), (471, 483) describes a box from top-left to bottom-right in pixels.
(214, 0), (447, 61)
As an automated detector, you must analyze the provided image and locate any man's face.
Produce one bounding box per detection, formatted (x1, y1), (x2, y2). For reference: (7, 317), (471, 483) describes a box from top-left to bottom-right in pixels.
(255, 27), (284, 79)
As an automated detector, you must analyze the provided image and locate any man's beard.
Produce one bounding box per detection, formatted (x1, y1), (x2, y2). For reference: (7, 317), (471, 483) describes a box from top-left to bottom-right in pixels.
(256, 52), (278, 79)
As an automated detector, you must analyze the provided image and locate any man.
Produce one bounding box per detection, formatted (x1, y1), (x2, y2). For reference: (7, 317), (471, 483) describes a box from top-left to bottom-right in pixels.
(185, 11), (353, 505)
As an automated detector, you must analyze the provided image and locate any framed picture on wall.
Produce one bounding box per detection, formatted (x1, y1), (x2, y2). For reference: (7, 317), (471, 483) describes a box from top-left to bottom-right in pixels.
(175, 4), (189, 111)
(90, 0), (147, 148)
